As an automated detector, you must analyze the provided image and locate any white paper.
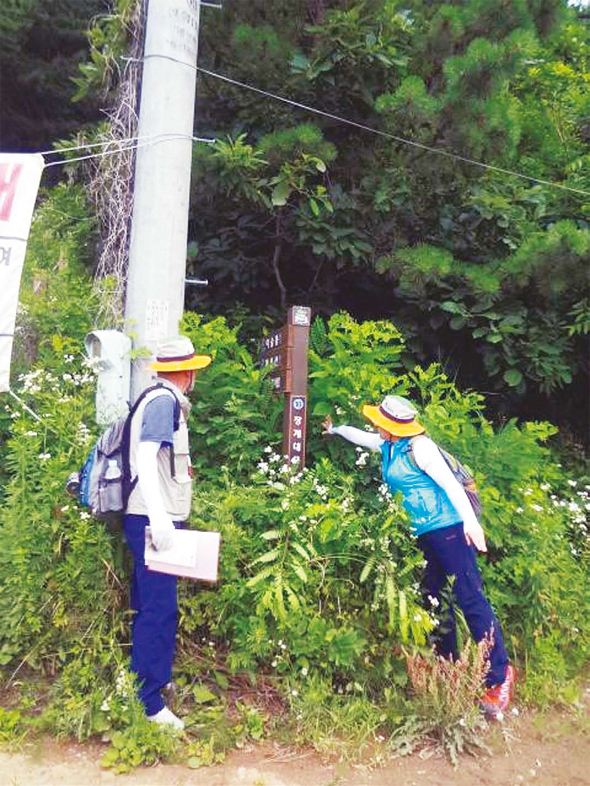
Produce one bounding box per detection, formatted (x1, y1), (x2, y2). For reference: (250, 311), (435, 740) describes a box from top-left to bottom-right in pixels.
(145, 527), (220, 582)
(0, 154), (44, 392)
(145, 298), (169, 341)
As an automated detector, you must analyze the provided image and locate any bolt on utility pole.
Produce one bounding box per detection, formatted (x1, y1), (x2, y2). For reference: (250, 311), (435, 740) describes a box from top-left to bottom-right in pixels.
(125, 0), (202, 400)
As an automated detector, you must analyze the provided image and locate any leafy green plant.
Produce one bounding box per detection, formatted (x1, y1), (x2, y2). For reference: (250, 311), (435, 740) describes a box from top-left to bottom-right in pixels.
(0, 708), (28, 750)
(398, 642), (491, 765)
(100, 721), (180, 774)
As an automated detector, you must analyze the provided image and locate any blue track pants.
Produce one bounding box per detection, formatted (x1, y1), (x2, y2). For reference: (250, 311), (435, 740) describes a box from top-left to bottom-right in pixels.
(418, 522), (509, 687)
(123, 514), (180, 716)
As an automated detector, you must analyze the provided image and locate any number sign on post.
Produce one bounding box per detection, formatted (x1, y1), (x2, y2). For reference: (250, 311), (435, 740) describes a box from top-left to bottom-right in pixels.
(259, 306), (311, 468)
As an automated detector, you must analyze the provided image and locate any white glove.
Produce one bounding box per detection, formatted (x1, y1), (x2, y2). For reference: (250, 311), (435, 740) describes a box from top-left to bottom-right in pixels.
(463, 519), (487, 552)
(148, 512), (175, 552)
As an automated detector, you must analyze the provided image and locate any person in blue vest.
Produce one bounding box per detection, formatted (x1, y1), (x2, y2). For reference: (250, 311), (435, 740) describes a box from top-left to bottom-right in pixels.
(124, 336), (212, 729)
(323, 394), (515, 718)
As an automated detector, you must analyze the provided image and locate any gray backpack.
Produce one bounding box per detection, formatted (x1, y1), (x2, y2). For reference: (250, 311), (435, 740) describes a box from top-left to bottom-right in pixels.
(71, 385), (179, 519)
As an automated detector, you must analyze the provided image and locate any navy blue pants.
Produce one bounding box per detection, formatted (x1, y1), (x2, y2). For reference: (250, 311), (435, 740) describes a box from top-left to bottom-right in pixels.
(418, 522), (509, 687)
(123, 514), (180, 716)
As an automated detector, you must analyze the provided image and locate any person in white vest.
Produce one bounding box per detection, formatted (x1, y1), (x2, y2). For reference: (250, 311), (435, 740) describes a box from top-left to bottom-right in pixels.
(124, 336), (211, 729)
(324, 394), (515, 719)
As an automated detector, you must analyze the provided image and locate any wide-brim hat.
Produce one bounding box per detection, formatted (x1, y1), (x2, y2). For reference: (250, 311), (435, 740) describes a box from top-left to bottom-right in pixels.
(149, 335), (212, 372)
(362, 394), (425, 437)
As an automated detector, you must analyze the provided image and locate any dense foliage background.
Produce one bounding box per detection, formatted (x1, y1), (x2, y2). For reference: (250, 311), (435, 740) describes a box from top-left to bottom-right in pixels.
(186, 0), (590, 437)
(0, 0), (588, 770)
(0, 0), (107, 152)
(3, 0), (589, 435)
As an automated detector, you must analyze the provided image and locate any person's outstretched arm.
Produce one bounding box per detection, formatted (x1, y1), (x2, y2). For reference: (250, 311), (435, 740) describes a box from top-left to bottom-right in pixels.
(412, 435), (487, 552)
(322, 415), (383, 451)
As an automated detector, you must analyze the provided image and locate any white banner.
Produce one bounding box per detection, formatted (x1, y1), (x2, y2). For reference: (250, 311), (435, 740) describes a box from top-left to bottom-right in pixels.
(0, 153), (44, 392)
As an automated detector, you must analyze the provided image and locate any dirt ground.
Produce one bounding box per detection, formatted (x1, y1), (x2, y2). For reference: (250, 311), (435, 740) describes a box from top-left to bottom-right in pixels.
(1, 702), (589, 786)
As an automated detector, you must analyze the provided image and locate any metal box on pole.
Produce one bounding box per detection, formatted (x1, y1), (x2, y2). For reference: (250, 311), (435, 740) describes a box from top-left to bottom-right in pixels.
(84, 330), (132, 426)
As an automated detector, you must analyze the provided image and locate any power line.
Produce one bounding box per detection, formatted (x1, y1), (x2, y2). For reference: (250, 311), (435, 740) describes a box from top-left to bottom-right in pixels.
(42, 134), (216, 168)
(39, 133), (214, 157)
(119, 52), (588, 197)
(196, 67), (590, 198)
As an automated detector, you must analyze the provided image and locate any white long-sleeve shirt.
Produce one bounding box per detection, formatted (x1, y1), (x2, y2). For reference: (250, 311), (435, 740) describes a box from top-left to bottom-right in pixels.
(330, 425), (479, 531)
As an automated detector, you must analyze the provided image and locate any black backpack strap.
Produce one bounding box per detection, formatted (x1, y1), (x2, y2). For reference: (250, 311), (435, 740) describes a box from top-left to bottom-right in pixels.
(122, 384), (181, 507)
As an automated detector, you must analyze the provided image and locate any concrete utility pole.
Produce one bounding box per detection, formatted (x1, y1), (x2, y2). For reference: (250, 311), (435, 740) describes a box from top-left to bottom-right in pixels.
(125, 0), (201, 399)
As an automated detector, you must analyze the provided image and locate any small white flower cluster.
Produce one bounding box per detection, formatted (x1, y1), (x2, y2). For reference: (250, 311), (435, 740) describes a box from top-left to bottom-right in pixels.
(77, 421), (92, 445)
(355, 447), (370, 467)
(377, 483), (393, 502)
(340, 497), (353, 513)
(256, 448), (304, 487)
(268, 638), (289, 669)
(61, 371), (94, 387)
(115, 667), (134, 700)
(17, 365), (93, 400)
(18, 369), (55, 395)
(312, 478), (329, 500)
(38, 452), (51, 461)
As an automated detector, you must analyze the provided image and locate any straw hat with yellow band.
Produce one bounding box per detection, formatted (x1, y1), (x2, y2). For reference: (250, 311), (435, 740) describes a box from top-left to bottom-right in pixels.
(149, 336), (212, 373)
(362, 395), (426, 438)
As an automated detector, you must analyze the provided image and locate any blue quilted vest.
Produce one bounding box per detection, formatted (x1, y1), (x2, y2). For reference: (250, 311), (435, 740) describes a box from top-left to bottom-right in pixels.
(380, 437), (461, 536)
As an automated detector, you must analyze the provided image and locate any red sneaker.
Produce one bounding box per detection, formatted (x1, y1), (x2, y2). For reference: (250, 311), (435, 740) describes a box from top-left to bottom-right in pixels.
(481, 664), (516, 719)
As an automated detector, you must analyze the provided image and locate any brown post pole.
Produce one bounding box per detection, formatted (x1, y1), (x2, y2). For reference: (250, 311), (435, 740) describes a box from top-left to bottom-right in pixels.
(282, 306), (311, 469)
(259, 306), (311, 469)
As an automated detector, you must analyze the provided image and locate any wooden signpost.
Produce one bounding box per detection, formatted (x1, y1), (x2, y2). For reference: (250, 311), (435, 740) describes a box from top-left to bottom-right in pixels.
(260, 306), (311, 468)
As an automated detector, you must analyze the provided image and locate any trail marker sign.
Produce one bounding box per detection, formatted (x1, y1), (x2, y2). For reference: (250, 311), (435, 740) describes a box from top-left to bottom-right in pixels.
(260, 306), (311, 468)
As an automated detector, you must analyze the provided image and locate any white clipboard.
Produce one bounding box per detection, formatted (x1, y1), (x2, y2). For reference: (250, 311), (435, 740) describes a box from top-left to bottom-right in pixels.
(145, 528), (221, 582)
